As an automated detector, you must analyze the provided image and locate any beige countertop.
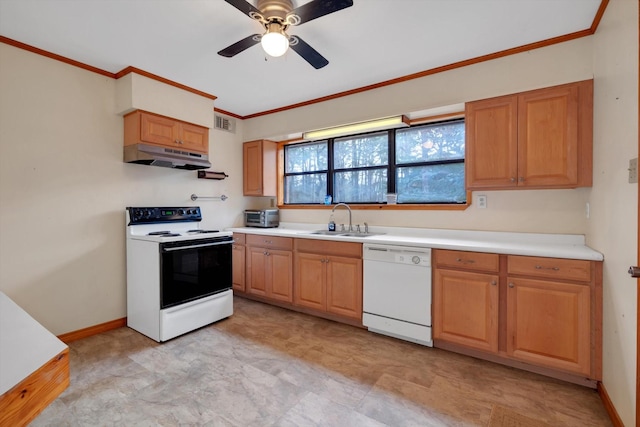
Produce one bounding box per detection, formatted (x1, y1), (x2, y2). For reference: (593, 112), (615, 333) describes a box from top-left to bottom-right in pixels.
(228, 223), (604, 261)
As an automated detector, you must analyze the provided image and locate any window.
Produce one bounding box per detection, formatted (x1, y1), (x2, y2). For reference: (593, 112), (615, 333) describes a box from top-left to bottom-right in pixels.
(283, 118), (465, 205)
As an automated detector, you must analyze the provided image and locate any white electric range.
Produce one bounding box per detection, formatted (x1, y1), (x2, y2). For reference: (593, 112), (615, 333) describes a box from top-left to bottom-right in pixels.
(126, 206), (233, 342)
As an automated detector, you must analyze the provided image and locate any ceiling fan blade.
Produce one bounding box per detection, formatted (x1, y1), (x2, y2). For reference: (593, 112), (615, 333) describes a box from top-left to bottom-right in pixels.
(287, 0), (353, 25)
(289, 36), (329, 69)
(223, 0), (262, 19)
(217, 34), (261, 57)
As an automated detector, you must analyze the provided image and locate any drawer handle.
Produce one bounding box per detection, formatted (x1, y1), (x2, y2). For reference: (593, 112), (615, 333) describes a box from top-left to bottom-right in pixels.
(535, 265), (560, 271)
(264, 240), (273, 244)
(456, 258), (475, 264)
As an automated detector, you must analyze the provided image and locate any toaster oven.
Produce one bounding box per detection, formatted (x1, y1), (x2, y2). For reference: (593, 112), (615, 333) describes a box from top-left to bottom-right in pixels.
(244, 209), (279, 228)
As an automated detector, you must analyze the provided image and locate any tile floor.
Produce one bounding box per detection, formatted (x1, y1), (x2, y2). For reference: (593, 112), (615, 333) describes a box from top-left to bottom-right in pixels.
(33, 297), (612, 426)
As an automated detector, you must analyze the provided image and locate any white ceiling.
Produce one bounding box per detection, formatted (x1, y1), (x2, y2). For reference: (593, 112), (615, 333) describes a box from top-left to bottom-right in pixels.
(0, 0), (602, 118)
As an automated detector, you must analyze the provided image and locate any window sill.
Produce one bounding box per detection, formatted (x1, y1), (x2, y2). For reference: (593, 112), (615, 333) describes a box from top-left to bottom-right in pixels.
(278, 202), (470, 211)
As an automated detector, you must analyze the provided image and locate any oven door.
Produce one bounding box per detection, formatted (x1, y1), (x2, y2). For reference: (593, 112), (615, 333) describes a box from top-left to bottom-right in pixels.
(159, 236), (232, 309)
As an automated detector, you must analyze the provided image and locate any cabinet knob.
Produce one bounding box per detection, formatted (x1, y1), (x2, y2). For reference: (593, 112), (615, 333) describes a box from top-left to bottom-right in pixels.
(508, 282), (515, 288)
(490, 280), (497, 286)
(519, 177), (525, 182)
(510, 177), (516, 183)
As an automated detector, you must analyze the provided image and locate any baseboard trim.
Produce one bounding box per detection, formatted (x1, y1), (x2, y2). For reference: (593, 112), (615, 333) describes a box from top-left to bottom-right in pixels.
(57, 318), (126, 343)
(598, 382), (624, 427)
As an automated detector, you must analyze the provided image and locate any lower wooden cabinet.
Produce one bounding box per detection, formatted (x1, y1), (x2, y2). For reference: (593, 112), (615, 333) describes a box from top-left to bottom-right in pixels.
(294, 239), (363, 321)
(295, 252), (326, 311)
(433, 269), (498, 353)
(433, 249), (602, 384)
(231, 233), (246, 292)
(245, 235), (293, 303)
(506, 277), (591, 375)
(236, 235), (363, 327)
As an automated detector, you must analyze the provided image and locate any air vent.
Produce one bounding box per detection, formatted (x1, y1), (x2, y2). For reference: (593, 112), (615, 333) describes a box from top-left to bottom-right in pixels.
(215, 114), (235, 133)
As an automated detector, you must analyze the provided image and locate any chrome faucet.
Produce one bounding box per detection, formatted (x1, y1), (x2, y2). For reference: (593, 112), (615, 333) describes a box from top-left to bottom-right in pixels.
(332, 203), (353, 231)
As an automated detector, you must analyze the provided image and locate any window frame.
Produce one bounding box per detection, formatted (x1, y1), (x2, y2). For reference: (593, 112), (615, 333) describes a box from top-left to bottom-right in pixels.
(277, 113), (471, 210)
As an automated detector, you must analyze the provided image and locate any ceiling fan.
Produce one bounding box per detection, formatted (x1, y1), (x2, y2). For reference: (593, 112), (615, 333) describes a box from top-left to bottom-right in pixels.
(217, 0), (354, 69)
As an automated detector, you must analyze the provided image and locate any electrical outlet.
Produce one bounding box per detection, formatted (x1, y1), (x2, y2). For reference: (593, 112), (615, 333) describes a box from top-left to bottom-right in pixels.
(629, 158), (638, 184)
(477, 195), (487, 209)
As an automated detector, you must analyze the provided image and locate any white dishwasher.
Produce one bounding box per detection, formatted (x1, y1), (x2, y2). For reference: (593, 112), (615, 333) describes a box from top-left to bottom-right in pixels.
(362, 243), (432, 347)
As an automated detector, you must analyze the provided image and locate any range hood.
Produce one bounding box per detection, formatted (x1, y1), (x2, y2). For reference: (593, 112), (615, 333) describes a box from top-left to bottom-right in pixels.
(124, 143), (211, 170)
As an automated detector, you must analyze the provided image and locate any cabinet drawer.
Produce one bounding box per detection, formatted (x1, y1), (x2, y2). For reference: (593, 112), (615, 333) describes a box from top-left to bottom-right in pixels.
(246, 234), (293, 251)
(507, 256), (591, 282)
(434, 249), (499, 273)
(232, 233), (246, 245)
(295, 238), (362, 258)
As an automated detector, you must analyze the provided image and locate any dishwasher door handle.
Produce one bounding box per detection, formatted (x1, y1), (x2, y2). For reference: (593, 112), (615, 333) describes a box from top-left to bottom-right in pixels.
(366, 247), (429, 255)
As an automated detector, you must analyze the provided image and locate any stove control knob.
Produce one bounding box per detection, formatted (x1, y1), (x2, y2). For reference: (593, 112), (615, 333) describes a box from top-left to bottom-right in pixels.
(178, 209), (185, 215)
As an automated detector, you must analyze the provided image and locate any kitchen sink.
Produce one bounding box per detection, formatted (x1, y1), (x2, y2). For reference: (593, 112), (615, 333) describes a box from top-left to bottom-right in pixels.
(308, 230), (346, 236)
(307, 230), (385, 238)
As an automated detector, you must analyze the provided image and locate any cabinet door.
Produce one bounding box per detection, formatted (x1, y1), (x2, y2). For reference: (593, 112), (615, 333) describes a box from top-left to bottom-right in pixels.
(232, 244), (245, 292)
(140, 112), (179, 147)
(268, 249), (293, 302)
(243, 141), (265, 196)
(243, 140), (277, 196)
(518, 84), (579, 187)
(326, 256), (362, 319)
(433, 269), (499, 352)
(179, 122), (208, 153)
(506, 277), (590, 375)
(465, 95), (518, 189)
(294, 252), (326, 311)
(246, 247), (268, 297)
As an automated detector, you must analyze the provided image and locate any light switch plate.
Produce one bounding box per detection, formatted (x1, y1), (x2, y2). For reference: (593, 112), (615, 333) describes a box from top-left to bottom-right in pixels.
(629, 158), (638, 184)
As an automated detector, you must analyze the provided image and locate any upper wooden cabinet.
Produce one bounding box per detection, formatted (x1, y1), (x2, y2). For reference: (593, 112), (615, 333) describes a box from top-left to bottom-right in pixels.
(465, 80), (593, 190)
(243, 139), (277, 196)
(124, 110), (209, 154)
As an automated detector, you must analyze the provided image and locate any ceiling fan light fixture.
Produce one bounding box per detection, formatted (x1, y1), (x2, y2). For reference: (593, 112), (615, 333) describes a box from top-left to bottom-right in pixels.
(261, 22), (289, 57)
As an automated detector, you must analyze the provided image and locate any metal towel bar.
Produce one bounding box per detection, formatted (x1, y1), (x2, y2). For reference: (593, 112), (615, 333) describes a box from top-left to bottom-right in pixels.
(190, 194), (228, 201)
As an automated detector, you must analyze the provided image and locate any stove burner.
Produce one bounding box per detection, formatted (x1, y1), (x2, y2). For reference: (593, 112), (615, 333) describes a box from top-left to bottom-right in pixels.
(148, 231), (181, 237)
(187, 229), (220, 234)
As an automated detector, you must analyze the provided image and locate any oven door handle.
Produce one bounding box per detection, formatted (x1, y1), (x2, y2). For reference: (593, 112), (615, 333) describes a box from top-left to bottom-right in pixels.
(162, 240), (234, 252)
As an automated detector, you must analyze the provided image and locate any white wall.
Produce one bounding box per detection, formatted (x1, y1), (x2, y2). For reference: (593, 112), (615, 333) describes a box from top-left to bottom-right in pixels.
(0, 43), (249, 335)
(244, 38), (595, 234)
(590, 0), (638, 424)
